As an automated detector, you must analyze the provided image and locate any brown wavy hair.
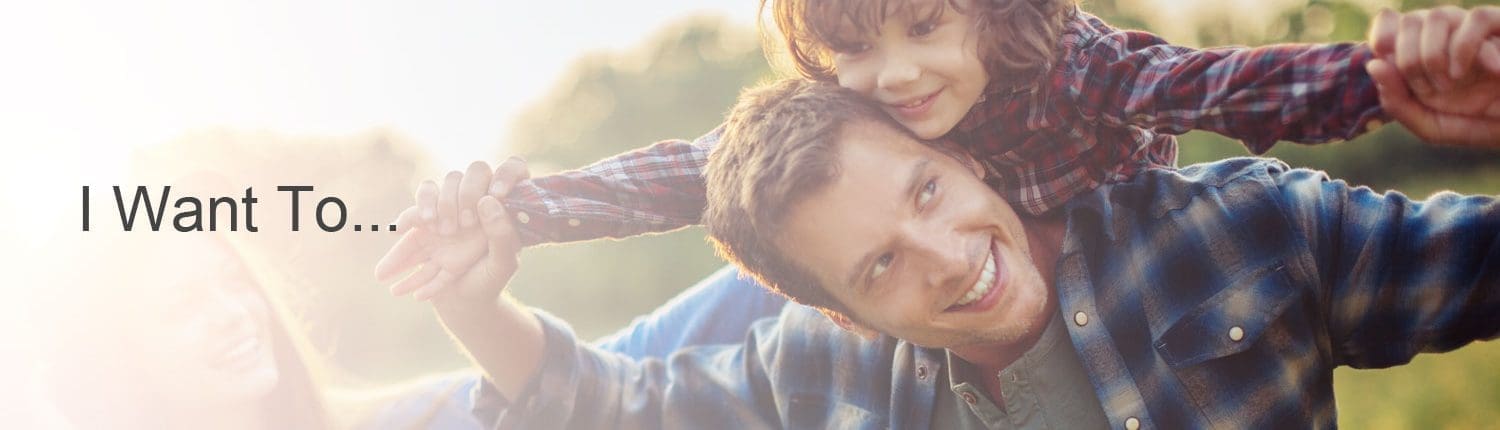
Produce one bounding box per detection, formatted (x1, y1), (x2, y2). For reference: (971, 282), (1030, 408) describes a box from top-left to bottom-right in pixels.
(705, 79), (913, 318)
(762, 0), (1076, 88)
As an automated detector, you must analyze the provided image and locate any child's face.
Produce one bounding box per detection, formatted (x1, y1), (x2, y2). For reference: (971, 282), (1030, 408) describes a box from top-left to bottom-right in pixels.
(828, 0), (989, 140)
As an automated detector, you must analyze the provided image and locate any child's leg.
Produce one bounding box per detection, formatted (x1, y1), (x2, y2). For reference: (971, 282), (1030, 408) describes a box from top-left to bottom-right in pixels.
(592, 265), (790, 359)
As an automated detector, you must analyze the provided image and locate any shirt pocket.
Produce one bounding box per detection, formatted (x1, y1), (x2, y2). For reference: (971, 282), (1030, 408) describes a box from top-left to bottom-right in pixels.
(1151, 264), (1330, 426)
(1153, 264), (1299, 367)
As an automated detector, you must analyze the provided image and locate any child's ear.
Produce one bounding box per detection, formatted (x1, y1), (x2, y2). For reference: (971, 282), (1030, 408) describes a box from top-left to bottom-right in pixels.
(820, 308), (881, 340)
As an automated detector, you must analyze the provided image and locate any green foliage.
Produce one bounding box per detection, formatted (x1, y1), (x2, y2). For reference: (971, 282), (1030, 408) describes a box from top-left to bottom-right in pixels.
(505, 16), (771, 170)
(498, 16), (774, 340)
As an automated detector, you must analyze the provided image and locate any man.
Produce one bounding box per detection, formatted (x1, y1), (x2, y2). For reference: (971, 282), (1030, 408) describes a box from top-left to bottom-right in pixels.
(395, 77), (1498, 429)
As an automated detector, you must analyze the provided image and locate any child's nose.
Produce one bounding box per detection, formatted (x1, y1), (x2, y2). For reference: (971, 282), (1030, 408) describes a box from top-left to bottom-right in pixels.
(876, 53), (920, 91)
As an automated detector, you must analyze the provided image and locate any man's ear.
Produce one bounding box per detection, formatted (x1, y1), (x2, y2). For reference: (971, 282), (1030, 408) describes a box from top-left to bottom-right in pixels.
(819, 308), (881, 341)
(932, 139), (984, 178)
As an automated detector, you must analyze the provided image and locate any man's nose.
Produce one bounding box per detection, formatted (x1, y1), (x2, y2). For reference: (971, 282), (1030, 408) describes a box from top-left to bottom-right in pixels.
(905, 224), (970, 288)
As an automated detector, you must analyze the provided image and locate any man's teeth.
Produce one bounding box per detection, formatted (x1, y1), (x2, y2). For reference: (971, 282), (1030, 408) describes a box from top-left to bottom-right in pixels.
(955, 249), (996, 307)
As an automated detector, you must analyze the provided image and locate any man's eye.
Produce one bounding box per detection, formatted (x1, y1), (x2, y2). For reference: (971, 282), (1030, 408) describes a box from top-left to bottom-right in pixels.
(910, 22), (937, 37)
(871, 253), (894, 279)
(917, 178), (937, 208)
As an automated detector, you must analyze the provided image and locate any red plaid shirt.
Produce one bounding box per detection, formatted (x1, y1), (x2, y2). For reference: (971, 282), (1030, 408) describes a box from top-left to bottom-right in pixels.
(501, 10), (1386, 246)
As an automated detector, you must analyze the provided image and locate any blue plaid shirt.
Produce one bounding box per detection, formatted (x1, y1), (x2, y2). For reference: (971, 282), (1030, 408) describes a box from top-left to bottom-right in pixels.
(481, 158), (1500, 429)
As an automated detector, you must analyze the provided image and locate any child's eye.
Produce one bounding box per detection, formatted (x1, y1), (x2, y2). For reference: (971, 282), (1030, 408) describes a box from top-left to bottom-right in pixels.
(910, 21), (937, 37)
(917, 178), (937, 209)
(831, 42), (871, 56)
(871, 252), (894, 279)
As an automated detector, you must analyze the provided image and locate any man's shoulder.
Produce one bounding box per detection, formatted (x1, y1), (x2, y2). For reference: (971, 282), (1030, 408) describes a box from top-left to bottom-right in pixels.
(756, 305), (903, 364)
(1168, 157), (1296, 188)
(1098, 157), (1294, 216)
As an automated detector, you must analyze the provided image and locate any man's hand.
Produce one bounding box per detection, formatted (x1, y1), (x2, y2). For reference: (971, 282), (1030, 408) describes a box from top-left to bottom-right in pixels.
(1368, 6), (1500, 146)
(376, 158), (546, 399)
(376, 158), (531, 300)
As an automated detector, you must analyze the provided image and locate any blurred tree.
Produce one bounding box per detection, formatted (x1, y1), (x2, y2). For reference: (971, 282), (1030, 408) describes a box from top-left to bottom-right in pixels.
(506, 16), (771, 170)
(499, 16), (773, 340)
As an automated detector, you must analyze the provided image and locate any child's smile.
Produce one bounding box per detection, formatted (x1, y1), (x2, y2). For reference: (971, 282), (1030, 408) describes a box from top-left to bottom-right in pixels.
(828, 0), (990, 139)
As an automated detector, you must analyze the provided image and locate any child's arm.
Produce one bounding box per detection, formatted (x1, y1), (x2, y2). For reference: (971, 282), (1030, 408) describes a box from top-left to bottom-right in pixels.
(1061, 12), (1385, 154)
(497, 129), (720, 246)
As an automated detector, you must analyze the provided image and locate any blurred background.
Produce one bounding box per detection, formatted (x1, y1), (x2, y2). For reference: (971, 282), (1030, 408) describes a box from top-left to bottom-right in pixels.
(3, 0), (1497, 428)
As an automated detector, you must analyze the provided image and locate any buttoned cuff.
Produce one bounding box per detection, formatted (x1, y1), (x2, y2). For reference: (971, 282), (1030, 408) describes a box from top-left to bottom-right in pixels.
(472, 309), (589, 429)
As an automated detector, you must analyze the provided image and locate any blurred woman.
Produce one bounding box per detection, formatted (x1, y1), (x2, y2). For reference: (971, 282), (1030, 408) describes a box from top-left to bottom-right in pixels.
(37, 231), (480, 429)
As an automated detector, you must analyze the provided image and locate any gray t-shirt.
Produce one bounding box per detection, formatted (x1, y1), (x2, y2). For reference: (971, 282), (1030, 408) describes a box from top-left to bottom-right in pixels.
(931, 310), (1109, 429)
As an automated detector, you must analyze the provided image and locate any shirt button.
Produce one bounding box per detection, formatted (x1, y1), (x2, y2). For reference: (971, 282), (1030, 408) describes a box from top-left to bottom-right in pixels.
(1365, 119), (1384, 133)
(515, 211), (531, 224)
(567, 218), (581, 227)
(1125, 417), (1140, 430)
(961, 391), (978, 405)
(1074, 311), (1089, 327)
(916, 365), (928, 380)
(1229, 326), (1245, 342)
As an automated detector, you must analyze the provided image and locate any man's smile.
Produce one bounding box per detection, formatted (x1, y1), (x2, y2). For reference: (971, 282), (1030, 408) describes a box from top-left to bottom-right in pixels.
(945, 235), (1005, 313)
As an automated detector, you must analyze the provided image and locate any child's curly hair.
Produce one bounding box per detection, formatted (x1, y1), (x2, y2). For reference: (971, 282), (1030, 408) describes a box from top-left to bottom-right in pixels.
(763, 0), (1076, 88)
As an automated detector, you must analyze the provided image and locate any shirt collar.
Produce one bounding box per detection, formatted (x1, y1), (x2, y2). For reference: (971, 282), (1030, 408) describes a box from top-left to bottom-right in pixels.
(943, 311), (1068, 391)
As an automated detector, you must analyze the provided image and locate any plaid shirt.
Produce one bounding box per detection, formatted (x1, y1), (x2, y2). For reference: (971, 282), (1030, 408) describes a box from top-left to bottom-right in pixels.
(500, 10), (1385, 246)
(482, 158), (1500, 429)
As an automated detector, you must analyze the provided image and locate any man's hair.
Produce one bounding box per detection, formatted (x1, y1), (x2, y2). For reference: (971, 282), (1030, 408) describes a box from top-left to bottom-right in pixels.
(762, 0), (1076, 88)
(705, 79), (907, 316)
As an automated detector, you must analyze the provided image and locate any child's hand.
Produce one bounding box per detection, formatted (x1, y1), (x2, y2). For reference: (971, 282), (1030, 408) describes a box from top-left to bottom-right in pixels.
(1368, 7), (1500, 146)
(377, 208), (489, 300)
(416, 158), (531, 236)
(375, 195), (520, 303)
(1370, 7), (1500, 97)
(376, 158), (530, 300)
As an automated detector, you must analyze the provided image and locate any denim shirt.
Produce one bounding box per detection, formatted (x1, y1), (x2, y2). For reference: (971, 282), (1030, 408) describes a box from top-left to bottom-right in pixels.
(483, 158), (1500, 429)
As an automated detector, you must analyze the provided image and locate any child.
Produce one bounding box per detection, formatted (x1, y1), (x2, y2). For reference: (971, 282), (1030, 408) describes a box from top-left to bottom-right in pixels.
(381, 4), (1498, 299)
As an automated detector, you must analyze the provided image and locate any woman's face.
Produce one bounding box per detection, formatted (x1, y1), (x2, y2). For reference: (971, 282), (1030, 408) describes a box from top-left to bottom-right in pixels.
(131, 236), (281, 405)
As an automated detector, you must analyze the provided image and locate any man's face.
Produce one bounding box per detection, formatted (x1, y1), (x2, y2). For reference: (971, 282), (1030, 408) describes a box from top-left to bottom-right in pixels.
(777, 120), (1052, 350)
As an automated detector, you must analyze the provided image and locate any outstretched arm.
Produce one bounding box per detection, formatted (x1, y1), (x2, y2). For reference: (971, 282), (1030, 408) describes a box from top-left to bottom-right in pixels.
(380, 201), (830, 428)
(1269, 166), (1500, 369)
(1065, 6), (1500, 152)
(1063, 12), (1385, 153)
(497, 129), (721, 246)
(381, 189), (546, 398)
